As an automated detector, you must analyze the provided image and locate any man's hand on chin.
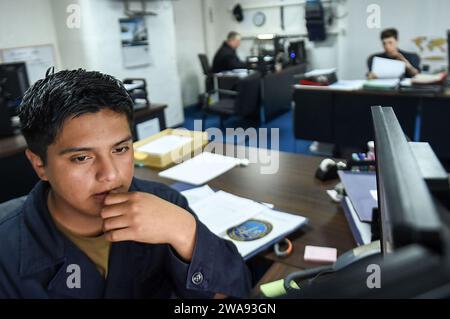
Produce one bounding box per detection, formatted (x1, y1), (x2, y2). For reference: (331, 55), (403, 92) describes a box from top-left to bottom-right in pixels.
(100, 191), (197, 262)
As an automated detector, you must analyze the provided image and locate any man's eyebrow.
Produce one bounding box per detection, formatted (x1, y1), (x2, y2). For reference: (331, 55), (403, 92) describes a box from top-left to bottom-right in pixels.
(113, 135), (133, 147)
(58, 135), (133, 155)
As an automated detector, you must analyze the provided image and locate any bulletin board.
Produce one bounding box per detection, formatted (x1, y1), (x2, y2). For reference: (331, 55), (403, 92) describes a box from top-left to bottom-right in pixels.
(0, 44), (56, 84)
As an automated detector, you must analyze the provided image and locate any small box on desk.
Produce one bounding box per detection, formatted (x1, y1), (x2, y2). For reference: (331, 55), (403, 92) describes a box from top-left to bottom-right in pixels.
(133, 128), (208, 169)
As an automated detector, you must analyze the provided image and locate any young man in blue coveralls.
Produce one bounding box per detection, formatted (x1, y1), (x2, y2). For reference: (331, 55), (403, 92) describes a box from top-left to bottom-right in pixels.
(0, 69), (251, 298)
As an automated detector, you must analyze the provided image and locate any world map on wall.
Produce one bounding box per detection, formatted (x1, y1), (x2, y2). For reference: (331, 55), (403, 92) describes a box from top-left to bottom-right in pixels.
(411, 36), (447, 61)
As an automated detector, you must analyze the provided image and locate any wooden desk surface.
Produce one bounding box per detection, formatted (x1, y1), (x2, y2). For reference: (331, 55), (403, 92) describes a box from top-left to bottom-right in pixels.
(133, 143), (356, 272)
(251, 262), (301, 298)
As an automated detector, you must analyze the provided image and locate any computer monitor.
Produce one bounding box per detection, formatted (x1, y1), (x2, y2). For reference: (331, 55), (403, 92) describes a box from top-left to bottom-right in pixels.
(288, 40), (306, 65)
(0, 62), (30, 115)
(285, 106), (450, 298)
(371, 106), (444, 254)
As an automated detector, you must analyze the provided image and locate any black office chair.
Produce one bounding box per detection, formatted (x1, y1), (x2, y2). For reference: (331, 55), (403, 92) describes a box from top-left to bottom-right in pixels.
(198, 54), (214, 93)
(123, 78), (150, 110)
(201, 72), (261, 130)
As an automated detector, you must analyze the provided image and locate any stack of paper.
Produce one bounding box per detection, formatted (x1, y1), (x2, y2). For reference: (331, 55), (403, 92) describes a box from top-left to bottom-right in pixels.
(295, 80), (365, 91)
(304, 68), (337, 77)
(182, 188), (308, 259)
(216, 69), (249, 77)
(412, 72), (447, 85)
(363, 78), (400, 90)
(136, 135), (192, 156)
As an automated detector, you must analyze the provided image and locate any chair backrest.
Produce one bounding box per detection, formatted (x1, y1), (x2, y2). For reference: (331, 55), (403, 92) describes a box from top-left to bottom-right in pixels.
(234, 72), (262, 116)
(198, 54), (211, 76)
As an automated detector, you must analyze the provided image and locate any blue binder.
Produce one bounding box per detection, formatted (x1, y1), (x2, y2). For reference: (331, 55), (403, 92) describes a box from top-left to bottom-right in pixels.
(338, 171), (377, 222)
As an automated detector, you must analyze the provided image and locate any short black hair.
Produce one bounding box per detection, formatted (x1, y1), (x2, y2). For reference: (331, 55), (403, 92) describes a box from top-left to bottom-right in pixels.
(18, 69), (134, 164)
(227, 31), (240, 41)
(381, 28), (398, 40)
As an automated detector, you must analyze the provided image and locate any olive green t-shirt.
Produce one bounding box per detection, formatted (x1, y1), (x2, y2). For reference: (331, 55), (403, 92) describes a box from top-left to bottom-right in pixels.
(54, 220), (111, 278)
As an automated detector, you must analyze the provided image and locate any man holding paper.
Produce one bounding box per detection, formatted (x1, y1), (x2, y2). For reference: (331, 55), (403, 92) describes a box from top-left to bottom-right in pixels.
(367, 28), (420, 79)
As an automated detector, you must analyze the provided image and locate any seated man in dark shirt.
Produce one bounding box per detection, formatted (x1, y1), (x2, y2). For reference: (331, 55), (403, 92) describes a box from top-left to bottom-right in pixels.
(0, 69), (251, 298)
(212, 31), (247, 73)
(368, 28), (420, 78)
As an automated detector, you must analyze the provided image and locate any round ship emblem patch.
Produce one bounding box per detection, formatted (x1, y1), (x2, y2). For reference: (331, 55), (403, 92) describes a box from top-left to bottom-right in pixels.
(227, 219), (273, 241)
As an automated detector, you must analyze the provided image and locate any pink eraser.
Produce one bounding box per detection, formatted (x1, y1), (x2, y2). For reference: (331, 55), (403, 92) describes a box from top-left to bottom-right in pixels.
(304, 245), (337, 264)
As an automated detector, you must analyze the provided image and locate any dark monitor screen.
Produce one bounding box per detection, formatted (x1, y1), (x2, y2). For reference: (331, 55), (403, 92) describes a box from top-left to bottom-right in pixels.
(371, 106), (443, 254)
(288, 40), (306, 65)
(0, 62), (30, 114)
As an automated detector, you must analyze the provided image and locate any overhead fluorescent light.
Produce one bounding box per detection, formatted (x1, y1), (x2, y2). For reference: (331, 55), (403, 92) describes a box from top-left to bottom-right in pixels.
(257, 33), (275, 40)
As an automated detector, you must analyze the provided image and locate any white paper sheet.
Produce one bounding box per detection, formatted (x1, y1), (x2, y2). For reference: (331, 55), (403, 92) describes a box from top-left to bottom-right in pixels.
(372, 56), (405, 79)
(181, 185), (215, 206)
(159, 152), (241, 185)
(189, 191), (267, 234)
(137, 135), (192, 155)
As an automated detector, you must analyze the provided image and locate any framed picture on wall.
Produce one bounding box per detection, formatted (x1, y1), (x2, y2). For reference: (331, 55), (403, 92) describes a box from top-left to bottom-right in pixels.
(119, 17), (152, 68)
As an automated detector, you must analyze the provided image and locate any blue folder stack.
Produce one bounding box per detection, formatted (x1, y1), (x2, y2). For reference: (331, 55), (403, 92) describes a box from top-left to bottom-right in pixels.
(338, 171), (377, 246)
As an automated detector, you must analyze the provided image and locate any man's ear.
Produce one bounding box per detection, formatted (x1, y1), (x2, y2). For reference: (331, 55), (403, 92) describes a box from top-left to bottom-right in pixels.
(25, 149), (48, 181)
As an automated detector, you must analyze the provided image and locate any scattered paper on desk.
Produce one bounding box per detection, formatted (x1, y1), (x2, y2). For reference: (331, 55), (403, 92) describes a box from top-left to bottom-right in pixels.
(304, 68), (336, 77)
(181, 185), (215, 206)
(329, 80), (365, 91)
(295, 80), (365, 91)
(137, 135), (192, 155)
(261, 202), (275, 209)
(370, 190), (378, 201)
(400, 78), (412, 87)
(187, 189), (308, 259)
(364, 78), (400, 88)
(190, 191), (266, 234)
(372, 57), (405, 79)
(159, 152), (241, 185)
(326, 189), (343, 203)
